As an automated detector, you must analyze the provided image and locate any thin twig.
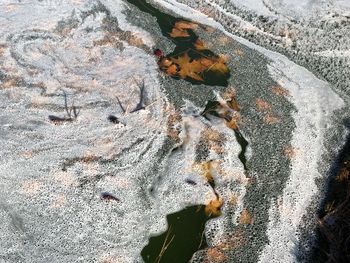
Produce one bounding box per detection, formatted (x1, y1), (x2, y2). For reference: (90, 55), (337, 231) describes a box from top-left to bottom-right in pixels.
(157, 235), (175, 263)
(130, 80), (145, 113)
(116, 96), (126, 113)
(73, 105), (80, 119)
(156, 229), (175, 263)
(63, 91), (71, 118)
(198, 229), (206, 250)
(49, 91), (80, 123)
(155, 226), (174, 263)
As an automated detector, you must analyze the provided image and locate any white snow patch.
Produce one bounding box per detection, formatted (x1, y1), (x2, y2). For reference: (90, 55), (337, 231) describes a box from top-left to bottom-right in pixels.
(315, 49), (350, 58)
(258, 59), (344, 263)
(230, 0), (275, 17)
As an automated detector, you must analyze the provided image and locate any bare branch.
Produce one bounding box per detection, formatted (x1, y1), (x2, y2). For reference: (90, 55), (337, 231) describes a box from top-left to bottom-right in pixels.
(63, 91), (72, 118)
(116, 96), (126, 113)
(73, 105), (80, 119)
(130, 80), (145, 113)
(48, 92), (80, 123)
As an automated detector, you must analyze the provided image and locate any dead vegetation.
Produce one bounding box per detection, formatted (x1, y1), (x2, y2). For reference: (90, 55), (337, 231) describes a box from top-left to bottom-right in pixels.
(255, 98), (271, 111)
(106, 79), (148, 125)
(48, 91), (80, 123)
(115, 79), (146, 114)
(254, 97), (282, 125)
(166, 106), (182, 143)
(191, 160), (224, 216)
(227, 193), (238, 206)
(262, 114), (281, 124)
(0, 75), (25, 89)
(239, 208), (254, 225)
(193, 161), (215, 185)
(203, 229), (246, 263)
(270, 85), (290, 97)
(205, 198), (224, 217)
(201, 87), (242, 131)
(158, 52), (229, 82)
(169, 21), (198, 38)
(206, 247), (227, 263)
(202, 128), (226, 155)
(156, 19), (230, 82)
(283, 145), (297, 159)
(317, 172), (350, 263)
(315, 133), (350, 263)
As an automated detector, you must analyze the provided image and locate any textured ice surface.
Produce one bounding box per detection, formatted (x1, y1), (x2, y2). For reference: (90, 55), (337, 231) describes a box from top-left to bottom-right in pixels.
(0, 1), (216, 262)
(260, 53), (344, 262)
(153, 0), (348, 262)
(164, 0), (350, 98)
(0, 0), (349, 262)
(0, 1), (243, 262)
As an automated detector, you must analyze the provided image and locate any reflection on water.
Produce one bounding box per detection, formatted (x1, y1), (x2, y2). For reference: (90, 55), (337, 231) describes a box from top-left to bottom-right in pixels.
(141, 205), (215, 263)
(125, 0), (230, 86)
(124, 0), (231, 260)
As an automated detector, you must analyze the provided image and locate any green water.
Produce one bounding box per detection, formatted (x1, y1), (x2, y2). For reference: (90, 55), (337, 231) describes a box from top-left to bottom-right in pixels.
(123, 0), (228, 261)
(141, 205), (212, 263)
(234, 130), (249, 170)
(201, 100), (249, 170)
(125, 0), (230, 86)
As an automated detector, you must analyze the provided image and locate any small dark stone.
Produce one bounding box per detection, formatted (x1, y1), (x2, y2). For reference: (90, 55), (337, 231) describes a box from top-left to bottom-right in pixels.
(101, 192), (120, 202)
(48, 115), (72, 123)
(185, 179), (197, 186)
(108, 115), (119, 124)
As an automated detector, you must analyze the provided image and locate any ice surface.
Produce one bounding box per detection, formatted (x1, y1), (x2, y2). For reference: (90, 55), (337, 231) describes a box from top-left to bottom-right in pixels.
(1, 0), (349, 262)
(0, 1), (246, 261)
(0, 1), (219, 261)
(153, 0), (347, 261)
